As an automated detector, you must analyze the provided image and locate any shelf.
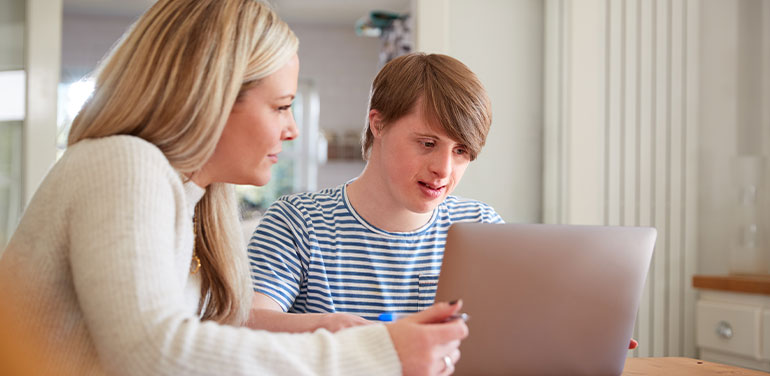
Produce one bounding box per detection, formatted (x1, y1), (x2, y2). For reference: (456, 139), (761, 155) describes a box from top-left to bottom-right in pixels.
(693, 274), (770, 296)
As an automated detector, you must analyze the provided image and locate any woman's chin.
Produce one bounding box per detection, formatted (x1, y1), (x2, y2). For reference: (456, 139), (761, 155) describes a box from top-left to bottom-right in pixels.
(223, 173), (271, 187)
(249, 173), (272, 187)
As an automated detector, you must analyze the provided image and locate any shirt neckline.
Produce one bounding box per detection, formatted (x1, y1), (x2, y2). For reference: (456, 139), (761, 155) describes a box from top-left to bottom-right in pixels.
(341, 181), (439, 238)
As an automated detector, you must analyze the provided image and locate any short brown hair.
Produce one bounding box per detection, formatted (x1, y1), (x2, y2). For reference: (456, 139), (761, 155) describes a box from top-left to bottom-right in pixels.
(361, 53), (492, 161)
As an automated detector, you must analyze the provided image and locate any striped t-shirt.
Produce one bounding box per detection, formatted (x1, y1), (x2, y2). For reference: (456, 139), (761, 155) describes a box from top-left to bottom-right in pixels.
(247, 183), (504, 320)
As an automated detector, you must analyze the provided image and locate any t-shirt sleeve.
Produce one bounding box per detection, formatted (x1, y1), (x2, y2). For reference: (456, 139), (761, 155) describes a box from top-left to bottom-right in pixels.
(447, 197), (505, 224)
(482, 204), (505, 224)
(247, 200), (309, 311)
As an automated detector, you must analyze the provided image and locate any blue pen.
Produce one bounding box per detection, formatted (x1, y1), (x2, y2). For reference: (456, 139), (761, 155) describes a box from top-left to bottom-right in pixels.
(378, 312), (470, 323)
(377, 312), (402, 322)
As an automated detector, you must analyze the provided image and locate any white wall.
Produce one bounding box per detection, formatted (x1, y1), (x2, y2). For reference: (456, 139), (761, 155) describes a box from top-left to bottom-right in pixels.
(61, 12), (137, 79)
(290, 23), (381, 136)
(289, 23), (382, 188)
(414, 0), (544, 223)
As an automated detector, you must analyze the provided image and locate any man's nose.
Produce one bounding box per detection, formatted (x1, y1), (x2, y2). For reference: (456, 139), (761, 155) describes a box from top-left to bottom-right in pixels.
(429, 148), (453, 178)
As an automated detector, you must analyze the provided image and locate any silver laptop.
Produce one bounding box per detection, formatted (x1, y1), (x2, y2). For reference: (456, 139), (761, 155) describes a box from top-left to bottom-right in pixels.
(435, 223), (656, 376)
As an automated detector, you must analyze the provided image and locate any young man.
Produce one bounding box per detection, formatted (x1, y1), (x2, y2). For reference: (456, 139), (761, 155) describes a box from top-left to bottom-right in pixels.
(245, 53), (503, 333)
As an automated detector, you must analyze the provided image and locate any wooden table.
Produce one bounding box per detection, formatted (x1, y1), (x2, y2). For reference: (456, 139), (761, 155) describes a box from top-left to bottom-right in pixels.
(623, 357), (769, 375)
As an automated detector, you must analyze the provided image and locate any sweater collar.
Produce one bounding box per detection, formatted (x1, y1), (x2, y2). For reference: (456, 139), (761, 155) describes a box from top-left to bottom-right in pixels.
(183, 179), (206, 217)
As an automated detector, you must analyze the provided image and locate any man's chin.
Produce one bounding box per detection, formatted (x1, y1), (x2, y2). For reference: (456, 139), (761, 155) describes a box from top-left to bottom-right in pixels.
(409, 200), (442, 214)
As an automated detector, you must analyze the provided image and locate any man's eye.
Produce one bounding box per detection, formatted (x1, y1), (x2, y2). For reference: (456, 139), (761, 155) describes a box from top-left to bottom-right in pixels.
(422, 141), (435, 148)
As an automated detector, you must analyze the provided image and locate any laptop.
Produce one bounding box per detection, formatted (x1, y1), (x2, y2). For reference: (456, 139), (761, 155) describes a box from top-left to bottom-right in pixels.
(435, 223), (656, 376)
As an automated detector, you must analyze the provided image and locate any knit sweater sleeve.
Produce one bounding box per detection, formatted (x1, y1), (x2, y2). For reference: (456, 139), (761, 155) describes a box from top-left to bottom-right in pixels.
(65, 137), (401, 376)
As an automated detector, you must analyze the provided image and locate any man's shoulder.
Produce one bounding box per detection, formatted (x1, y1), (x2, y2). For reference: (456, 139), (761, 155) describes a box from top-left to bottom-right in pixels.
(260, 185), (347, 223)
(441, 195), (503, 223)
(442, 195), (494, 210)
(253, 184), (349, 241)
(275, 185), (344, 209)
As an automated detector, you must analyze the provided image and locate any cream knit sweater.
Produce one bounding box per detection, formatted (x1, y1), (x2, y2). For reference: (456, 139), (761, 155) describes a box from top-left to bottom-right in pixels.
(0, 135), (400, 375)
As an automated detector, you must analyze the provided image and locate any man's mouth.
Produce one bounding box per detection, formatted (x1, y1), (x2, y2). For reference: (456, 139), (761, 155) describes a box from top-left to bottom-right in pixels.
(419, 181), (446, 190)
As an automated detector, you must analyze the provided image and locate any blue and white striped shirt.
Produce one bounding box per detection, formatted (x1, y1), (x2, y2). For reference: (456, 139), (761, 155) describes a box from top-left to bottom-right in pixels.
(247, 183), (503, 320)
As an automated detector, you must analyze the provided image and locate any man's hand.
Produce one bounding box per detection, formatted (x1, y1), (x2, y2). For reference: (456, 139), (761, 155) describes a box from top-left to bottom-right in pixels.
(314, 312), (371, 332)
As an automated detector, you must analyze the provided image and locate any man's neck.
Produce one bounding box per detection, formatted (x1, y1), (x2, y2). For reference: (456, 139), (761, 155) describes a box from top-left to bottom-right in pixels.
(346, 166), (433, 233)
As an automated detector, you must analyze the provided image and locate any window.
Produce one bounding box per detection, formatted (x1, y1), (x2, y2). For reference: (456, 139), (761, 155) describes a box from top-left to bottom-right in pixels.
(0, 70), (25, 245)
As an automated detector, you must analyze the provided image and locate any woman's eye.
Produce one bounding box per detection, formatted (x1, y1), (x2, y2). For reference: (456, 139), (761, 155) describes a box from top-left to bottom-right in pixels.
(455, 148), (467, 155)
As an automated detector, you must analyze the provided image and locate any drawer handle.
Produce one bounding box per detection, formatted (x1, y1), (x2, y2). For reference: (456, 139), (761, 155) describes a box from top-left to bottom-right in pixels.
(715, 321), (733, 339)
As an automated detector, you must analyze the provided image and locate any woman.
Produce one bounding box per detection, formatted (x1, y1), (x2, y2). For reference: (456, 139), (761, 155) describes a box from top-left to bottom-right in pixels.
(0, 1), (467, 375)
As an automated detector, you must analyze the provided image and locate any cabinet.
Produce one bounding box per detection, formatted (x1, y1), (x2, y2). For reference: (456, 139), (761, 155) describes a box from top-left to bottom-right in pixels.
(693, 275), (770, 371)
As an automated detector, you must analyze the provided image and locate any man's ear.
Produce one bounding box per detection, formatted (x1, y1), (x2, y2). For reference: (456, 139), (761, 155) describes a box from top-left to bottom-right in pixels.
(368, 109), (384, 137)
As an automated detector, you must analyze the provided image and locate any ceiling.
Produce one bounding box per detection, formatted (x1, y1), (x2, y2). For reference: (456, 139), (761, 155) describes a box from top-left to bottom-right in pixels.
(62, 0), (155, 17)
(62, 0), (411, 25)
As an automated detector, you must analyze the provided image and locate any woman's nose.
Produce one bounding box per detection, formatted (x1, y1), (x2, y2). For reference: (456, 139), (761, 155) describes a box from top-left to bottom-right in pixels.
(283, 114), (299, 141)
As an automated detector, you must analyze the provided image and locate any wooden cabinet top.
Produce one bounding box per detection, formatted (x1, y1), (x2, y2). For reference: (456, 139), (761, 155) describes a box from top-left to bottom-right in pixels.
(623, 357), (769, 375)
(692, 274), (770, 295)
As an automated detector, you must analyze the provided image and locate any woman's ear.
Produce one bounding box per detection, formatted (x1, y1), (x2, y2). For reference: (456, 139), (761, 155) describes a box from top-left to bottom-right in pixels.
(368, 109), (384, 137)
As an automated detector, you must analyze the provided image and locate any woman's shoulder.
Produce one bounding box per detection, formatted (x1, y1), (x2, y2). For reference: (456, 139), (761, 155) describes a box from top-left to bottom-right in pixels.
(25, 135), (184, 226)
(60, 135), (180, 189)
(66, 135), (168, 164)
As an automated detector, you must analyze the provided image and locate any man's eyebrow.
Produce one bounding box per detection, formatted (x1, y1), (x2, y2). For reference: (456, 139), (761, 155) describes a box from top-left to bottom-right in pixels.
(413, 131), (467, 147)
(413, 132), (439, 138)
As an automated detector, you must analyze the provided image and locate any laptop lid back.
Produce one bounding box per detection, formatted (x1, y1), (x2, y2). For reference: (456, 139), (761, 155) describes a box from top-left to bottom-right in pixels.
(435, 223), (656, 376)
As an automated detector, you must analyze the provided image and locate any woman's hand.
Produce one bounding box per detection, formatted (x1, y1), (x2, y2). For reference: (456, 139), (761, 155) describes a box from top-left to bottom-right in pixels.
(386, 301), (468, 376)
(314, 312), (372, 332)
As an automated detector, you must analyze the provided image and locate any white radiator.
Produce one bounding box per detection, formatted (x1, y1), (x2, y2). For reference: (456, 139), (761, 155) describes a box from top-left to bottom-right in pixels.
(544, 0), (699, 358)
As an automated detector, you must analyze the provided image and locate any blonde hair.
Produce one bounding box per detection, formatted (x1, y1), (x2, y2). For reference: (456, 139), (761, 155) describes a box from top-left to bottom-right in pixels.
(68, 0), (298, 325)
(362, 53), (492, 161)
